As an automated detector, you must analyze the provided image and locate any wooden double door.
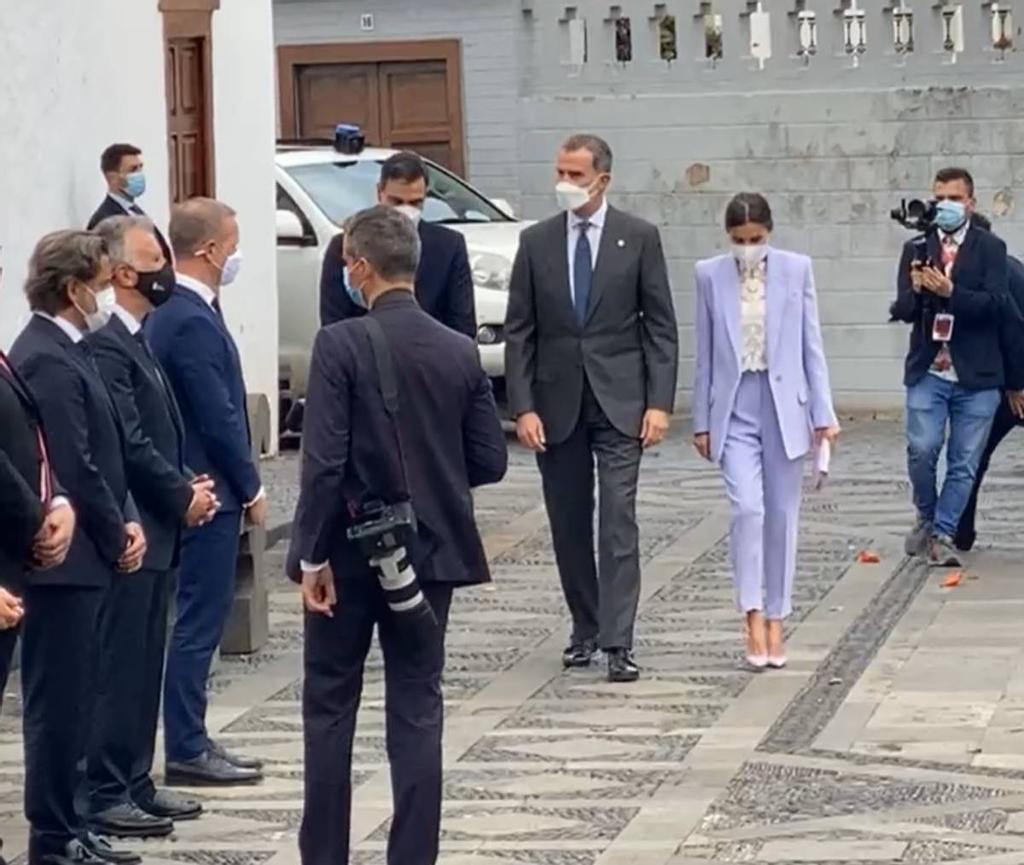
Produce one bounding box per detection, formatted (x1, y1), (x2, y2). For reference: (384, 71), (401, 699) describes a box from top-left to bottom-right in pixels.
(279, 41), (465, 176)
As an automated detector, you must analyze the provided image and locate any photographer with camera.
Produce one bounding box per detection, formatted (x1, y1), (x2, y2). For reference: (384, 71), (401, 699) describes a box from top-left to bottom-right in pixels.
(890, 167), (1008, 567)
(286, 205), (507, 865)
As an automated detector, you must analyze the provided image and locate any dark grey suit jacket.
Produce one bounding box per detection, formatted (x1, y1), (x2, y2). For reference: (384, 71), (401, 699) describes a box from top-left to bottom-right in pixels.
(504, 205), (679, 445)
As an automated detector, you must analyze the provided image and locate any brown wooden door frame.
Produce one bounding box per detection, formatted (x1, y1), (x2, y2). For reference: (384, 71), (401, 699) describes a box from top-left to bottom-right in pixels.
(161, 0), (218, 199)
(277, 39), (466, 176)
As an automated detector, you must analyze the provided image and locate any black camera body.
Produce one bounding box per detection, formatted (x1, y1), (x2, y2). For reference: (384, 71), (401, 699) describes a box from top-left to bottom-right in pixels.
(346, 500), (417, 561)
(891, 198), (938, 233)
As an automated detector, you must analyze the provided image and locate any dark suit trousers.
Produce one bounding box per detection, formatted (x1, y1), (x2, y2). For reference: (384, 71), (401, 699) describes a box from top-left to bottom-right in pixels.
(164, 512), (241, 762)
(299, 578), (453, 865)
(85, 567), (172, 813)
(957, 398), (1023, 542)
(537, 380), (643, 650)
(22, 584), (103, 859)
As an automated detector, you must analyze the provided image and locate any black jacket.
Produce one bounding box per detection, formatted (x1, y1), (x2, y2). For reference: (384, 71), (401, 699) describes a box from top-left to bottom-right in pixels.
(88, 194), (173, 266)
(0, 352), (53, 587)
(891, 225), (1009, 390)
(9, 316), (137, 588)
(319, 222), (476, 338)
(87, 314), (192, 570)
(288, 291), (506, 586)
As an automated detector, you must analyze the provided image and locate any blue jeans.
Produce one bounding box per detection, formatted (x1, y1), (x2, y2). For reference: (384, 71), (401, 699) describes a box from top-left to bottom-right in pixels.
(905, 375), (999, 538)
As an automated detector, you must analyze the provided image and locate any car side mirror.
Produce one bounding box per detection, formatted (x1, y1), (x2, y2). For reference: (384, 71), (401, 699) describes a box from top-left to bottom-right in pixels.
(276, 210), (308, 245)
(490, 198), (515, 219)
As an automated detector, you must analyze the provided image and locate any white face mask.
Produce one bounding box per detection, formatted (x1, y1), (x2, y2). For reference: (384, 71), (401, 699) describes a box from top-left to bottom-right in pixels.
(77, 285), (115, 332)
(394, 204), (423, 227)
(220, 250), (243, 286)
(555, 180), (594, 213)
(731, 243), (768, 269)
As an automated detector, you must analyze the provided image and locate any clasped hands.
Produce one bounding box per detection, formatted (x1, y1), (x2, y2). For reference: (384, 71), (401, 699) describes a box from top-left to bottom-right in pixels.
(910, 263), (953, 299)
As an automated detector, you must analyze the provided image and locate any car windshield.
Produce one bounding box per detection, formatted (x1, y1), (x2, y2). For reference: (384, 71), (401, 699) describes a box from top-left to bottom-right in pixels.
(283, 159), (510, 226)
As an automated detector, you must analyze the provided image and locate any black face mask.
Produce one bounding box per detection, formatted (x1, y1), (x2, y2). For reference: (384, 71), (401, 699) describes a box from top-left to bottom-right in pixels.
(135, 266), (175, 308)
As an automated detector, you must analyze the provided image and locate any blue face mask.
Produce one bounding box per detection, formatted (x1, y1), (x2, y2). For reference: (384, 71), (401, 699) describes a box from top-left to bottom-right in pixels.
(124, 171), (146, 200)
(343, 267), (367, 309)
(935, 199), (967, 234)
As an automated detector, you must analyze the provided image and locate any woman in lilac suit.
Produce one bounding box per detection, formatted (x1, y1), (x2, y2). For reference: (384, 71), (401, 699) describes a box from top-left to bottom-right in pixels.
(692, 193), (839, 668)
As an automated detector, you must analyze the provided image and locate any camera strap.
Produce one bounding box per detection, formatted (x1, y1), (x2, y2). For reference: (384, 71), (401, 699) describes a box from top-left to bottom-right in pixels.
(357, 317), (412, 498)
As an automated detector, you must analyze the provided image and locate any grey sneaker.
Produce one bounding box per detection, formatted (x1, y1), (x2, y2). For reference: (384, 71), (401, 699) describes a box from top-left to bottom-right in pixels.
(929, 535), (962, 568)
(904, 517), (933, 557)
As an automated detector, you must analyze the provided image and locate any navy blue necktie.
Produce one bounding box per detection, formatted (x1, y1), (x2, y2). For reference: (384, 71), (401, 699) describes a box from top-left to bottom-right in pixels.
(573, 221), (592, 326)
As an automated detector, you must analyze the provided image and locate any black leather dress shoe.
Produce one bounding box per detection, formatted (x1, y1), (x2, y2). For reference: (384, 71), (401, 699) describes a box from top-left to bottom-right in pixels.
(34, 838), (106, 865)
(136, 787), (203, 821)
(209, 738), (264, 771)
(83, 834), (141, 865)
(166, 751), (262, 787)
(90, 803), (173, 839)
(607, 648), (640, 683)
(561, 641), (597, 669)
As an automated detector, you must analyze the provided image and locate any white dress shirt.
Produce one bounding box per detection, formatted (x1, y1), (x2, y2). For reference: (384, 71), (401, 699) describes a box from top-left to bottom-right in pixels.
(928, 219), (970, 384)
(738, 261), (769, 373)
(34, 311), (83, 344)
(567, 197), (607, 300)
(175, 273), (218, 308)
(111, 304), (142, 336)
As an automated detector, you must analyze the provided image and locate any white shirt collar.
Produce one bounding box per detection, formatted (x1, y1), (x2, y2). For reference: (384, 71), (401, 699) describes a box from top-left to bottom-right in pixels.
(569, 196), (608, 231)
(34, 311), (83, 344)
(108, 191), (137, 214)
(111, 304), (142, 335)
(942, 219), (970, 246)
(175, 273), (218, 308)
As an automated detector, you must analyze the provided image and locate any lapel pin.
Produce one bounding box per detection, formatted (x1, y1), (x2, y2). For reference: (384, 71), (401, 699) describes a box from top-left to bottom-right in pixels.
(617, 239), (626, 248)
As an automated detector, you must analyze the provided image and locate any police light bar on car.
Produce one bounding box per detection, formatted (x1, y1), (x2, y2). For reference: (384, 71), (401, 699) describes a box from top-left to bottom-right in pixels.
(334, 123), (365, 155)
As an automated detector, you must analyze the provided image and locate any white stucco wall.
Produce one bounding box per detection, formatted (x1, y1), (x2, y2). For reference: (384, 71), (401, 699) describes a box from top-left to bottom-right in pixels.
(212, 0), (280, 439)
(0, 0), (169, 345)
(0, 0), (279, 441)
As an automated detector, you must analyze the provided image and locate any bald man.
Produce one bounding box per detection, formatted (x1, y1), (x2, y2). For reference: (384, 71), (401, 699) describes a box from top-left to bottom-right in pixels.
(144, 198), (265, 787)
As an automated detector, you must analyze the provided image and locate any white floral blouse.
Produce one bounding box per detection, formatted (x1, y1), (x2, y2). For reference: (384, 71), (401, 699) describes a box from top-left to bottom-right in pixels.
(738, 260), (768, 372)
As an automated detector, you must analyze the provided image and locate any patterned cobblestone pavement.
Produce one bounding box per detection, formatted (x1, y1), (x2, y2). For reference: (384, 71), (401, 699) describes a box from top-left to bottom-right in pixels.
(3, 418), (1024, 864)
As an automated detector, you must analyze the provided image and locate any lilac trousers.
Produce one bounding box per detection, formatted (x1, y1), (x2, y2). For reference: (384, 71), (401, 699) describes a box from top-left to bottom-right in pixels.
(719, 371), (804, 620)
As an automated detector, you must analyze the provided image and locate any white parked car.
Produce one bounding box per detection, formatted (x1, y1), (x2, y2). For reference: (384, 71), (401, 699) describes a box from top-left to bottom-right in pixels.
(274, 140), (530, 431)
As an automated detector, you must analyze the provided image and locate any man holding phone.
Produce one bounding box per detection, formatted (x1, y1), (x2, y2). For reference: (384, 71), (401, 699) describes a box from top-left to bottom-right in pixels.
(890, 167), (1008, 567)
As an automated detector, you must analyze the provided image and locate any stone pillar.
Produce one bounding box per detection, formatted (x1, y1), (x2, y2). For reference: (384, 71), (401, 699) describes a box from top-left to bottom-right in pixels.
(220, 393), (272, 656)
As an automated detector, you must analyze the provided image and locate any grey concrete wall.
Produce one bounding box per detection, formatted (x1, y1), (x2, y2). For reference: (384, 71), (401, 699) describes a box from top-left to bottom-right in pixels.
(274, 0), (1024, 410)
(517, 0), (1024, 410)
(273, 0), (520, 200)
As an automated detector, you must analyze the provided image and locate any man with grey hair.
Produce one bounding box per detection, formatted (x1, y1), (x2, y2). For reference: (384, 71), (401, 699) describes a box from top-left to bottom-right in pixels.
(506, 132), (679, 683)
(145, 197), (266, 787)
(84, 216), (218, 837)
(287, 205), (506, 865)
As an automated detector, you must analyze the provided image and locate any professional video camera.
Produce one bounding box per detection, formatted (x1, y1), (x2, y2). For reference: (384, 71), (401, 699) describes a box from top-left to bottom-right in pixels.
(891, 198), (938, 233)
(347, 499), (438, 644)
(890, 198), (937, 269)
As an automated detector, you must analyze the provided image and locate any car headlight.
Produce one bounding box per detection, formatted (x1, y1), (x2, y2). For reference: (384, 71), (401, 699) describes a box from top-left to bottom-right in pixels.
(469, 251), (512, 292)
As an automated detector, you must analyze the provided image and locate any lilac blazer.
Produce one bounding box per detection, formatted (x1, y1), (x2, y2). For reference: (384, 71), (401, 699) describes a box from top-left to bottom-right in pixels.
(692, 248), (837, 464)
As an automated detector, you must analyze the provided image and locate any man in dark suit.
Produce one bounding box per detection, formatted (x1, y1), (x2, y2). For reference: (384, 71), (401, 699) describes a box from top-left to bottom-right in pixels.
(87, 143), (173, 270)
(953, 215), (1024, 551)
(9, 230), (147, 865)
(0, 340), (75, 865)
(319, 151), (476, 338)
(146, 198), (266, 786)
(891, 167), (1008, 568)
(505, 134), (678, 683)
(84, 217), (218, 838)
(288, 206), (506, 865)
